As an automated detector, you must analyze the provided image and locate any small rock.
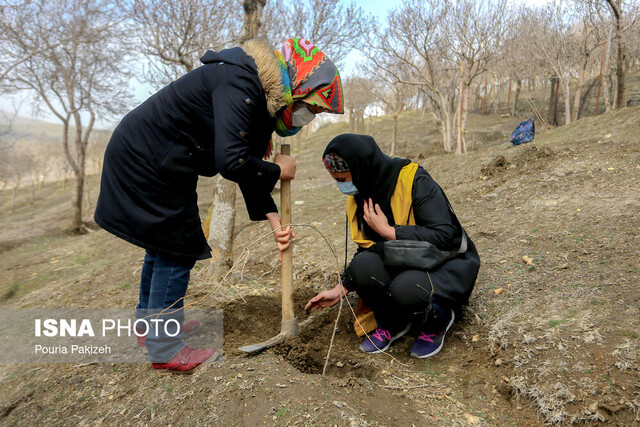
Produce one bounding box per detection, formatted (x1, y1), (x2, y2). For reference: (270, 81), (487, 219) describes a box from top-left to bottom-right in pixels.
(275, 383), (287, 388)
(471, 335), (479, 342)
(494, 359), (503, 366)
(588, 402), (599, 412)
(335, 361), (344, 368)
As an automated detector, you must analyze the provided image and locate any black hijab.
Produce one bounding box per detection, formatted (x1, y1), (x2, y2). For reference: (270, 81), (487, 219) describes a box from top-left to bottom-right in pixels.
(323, 134), (410, 242)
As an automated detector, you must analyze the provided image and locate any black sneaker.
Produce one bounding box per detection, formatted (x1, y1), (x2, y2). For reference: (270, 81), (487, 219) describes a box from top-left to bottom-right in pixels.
(410, 309), (455, 359)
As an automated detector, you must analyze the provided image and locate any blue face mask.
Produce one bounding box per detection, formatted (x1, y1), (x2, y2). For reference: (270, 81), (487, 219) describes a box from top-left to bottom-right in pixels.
(337, 181), (359, 196)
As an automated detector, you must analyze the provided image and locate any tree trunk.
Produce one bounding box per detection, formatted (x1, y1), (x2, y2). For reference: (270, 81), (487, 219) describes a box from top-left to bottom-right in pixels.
(459, 76), (471, 154)
(607, 0), (626, 108)
(206, 177), (237, 278)
(455, 62), (463, 154)
(506, 62), (514, 115)
(62, 167), (68, 189)
(31, 176), (36, 202)
(572, 60), (588, 122)
(391, 114), (398, 156)
(511, 79), (522, 116)
(561, 78), (571, 125)
(12, 184), (18, 211)
(603, 27), (613, 113)
(547, 76), (556, 124)
(481, 70), (488, 115)
(578, 78), (598, 119)
(206, 0), (265, 281)
(71, 150), (86, 232)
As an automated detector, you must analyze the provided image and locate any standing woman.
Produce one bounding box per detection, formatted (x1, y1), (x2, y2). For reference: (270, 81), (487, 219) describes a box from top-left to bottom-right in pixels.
(306, 134), (480, 359)
(95, 38), (343, 372)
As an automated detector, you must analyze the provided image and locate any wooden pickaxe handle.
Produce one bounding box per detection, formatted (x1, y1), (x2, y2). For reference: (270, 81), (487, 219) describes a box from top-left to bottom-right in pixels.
(280, 144), (295, 324)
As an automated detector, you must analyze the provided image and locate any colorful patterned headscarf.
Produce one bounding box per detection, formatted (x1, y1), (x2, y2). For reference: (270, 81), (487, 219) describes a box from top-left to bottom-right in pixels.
(274, 37), (344, 137)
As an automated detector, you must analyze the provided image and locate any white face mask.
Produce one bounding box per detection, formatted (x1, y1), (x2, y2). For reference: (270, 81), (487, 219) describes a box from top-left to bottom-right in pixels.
(291, 105), (316, 127)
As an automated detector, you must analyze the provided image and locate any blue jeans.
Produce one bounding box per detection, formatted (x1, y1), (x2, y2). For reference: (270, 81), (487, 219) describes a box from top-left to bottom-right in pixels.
(136, 250), (196, 363)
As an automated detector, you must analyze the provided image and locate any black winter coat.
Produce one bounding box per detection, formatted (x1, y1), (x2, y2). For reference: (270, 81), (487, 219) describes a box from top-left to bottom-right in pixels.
(393, 166), (481, 306)
(95, 44), (283, 260)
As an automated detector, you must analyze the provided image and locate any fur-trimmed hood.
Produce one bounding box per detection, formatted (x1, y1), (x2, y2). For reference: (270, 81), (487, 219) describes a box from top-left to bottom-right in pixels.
(200, 38), (285, 118)
(241, 38), (286, 117)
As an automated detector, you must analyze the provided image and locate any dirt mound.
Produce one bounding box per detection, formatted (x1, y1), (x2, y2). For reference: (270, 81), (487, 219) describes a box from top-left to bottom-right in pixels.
(481, 155), (510, 176)
(513, 145), (554, 167)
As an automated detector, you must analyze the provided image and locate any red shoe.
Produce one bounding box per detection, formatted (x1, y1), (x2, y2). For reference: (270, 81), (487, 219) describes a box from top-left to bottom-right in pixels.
(151, 345), (217, 373)
(135, 320), (201, 347)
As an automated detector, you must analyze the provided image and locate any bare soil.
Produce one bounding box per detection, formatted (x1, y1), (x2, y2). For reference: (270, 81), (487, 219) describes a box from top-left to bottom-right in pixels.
(1, 107), (639, 425)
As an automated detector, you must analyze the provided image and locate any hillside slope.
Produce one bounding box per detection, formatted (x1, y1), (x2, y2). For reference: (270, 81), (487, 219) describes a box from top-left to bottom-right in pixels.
(0, 107), (638, 425)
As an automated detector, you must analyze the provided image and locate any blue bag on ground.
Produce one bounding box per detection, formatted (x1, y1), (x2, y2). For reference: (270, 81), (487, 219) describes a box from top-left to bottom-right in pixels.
(510, 118), (535, 146)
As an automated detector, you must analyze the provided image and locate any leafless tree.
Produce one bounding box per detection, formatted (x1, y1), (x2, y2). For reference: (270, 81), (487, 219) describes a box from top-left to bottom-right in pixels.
(343, 77), (376, 133)
(446, 0), (508, 153)
(369, 0), (505, 154)
(262, 0), (370, 64)
(0, 144), (31, 210)
(125, 0), (241, 88)
(581, 0), (616, 114)
(604, 0), (640, 108)
(368, 0), (457, 152)
(528, 1), (582, 125)
(2, 0), (134, 232)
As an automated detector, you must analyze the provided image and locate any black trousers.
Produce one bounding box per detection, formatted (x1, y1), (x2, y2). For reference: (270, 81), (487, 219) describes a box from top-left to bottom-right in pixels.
(346, 251), (450, 333)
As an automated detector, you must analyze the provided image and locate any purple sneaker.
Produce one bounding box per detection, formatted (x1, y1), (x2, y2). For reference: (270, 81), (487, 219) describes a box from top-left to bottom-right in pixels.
(410, 309), (455, 359)
(359, 323), (411, 354)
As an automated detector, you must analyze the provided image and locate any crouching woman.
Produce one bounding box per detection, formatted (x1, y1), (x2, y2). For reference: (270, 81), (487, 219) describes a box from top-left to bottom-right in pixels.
(305, 134), (480, 358)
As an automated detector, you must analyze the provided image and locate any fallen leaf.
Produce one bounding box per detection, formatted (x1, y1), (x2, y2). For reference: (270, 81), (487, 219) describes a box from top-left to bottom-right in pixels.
(471, 335), (479, 342)
(494, 288), (503, 295)
(604, 133), (612, 139)
(607, 167), (615, 171)
(464, 413), (481, 424)
(522, 255), (534, 265)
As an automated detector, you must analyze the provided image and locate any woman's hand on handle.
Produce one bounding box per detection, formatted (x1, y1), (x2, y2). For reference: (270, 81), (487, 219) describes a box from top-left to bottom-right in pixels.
(274, 154), (297, 181)
(266, 212), (296, 261)
(362, 198), (396, 240)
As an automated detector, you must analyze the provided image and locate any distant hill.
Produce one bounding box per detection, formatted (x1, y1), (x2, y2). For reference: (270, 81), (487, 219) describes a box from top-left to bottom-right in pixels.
(0, 111), (113, 141)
